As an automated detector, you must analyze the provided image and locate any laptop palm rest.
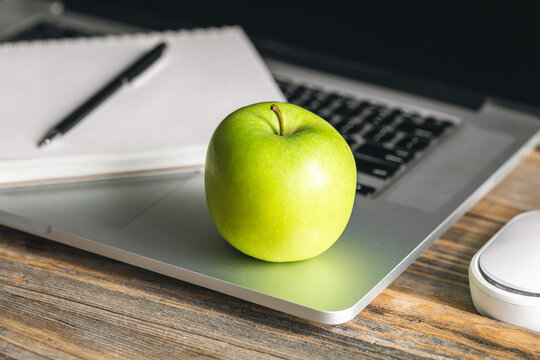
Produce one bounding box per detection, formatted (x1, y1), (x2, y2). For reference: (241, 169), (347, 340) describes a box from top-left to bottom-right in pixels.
(0, 175), (185, 228)
(0, 172), (387, 321)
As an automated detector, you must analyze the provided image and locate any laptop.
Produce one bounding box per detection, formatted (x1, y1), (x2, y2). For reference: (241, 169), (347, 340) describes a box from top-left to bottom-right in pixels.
(0, 0), (538, 324)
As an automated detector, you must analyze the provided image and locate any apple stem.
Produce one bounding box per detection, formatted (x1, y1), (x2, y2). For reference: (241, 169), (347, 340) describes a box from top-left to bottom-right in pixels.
(270, 104), (284, 136)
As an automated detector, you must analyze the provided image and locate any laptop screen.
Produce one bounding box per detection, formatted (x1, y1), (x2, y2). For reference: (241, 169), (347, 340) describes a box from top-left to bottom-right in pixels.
(68, 0), (540, 110)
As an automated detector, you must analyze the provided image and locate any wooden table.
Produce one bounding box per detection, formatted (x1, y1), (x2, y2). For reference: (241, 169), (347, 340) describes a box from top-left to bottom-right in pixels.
(1, 149), (539, 359)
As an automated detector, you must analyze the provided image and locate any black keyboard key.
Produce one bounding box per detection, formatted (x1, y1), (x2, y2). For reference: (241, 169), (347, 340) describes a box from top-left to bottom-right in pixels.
(326, 99), (348, 114)
(345, 100), (369, 116)
(304, 100), (323, 113)
(344, 121), (370, 135)
(317, 107), (334, 119)
(357, 143), (413, 165)
(292, 93), (315, 107)
(356, 183), (376, 196)
(362, 113), (383, 126)
(395, 120), (419, 134)
(332, 105), (353, 117)
(318, 94), (339, 108)
(331, 98), (363, 117)
(362, 127), (381, 141)
(362, 126), (397, 143)
(318, 101), (350, 123)
(313, 91), (331, 102)
(396, 135), (431, 152)
(327, 114), (346, 128)
(424, 117), (454, 128)
(355, 157), (400, 179)
(418, 118), (453, 136)
(345, 110), (375, 126)
(388, 109), (404, 118)
(395, 119), (438, 139)
(376, 131), (397, 144)
(366, 104), (386, 116)
(419, 124), (446, 137)
(396, 115), (453, 138)
(8, 22), (96, 42)
(301, 87), (319, 98)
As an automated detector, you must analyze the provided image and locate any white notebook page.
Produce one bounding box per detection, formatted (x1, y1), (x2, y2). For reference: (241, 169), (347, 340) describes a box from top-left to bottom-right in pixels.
(0, 26), (285, 184)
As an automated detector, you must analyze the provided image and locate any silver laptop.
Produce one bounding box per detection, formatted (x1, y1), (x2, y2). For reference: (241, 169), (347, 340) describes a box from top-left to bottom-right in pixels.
(0, 0), (538, 324)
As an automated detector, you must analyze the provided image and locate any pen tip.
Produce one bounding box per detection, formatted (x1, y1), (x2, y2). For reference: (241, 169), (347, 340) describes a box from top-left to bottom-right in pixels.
(38, 129), (60, 148)
(38, 138), (50, 147)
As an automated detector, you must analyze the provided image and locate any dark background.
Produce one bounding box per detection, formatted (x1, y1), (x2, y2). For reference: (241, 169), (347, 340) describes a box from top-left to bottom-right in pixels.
(66, 0), (540, 110)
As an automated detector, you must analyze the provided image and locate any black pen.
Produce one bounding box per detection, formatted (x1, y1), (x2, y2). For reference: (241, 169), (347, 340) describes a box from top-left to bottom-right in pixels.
(38, 41), (167, 147)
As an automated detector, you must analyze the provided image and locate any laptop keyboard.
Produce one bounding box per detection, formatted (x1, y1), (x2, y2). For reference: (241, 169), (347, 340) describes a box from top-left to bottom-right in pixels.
(5, 22), (99, 42)
(3, 22), (456, 198)
(276, 77), (456, 197)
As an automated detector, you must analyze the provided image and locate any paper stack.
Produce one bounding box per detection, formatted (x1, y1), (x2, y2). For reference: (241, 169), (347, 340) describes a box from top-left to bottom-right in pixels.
(0, 26), (285, 187)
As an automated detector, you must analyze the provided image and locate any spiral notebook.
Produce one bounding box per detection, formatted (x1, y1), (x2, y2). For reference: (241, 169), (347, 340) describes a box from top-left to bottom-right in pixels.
(0, 26), (285, 187)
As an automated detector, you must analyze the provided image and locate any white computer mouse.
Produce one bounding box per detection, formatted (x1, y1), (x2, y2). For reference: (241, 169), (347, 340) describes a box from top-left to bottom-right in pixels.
(469, 210), (540, 332)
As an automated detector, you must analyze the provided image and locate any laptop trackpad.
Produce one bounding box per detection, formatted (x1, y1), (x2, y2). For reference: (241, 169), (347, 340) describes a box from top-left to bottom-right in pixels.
(385, 125), (515, 212)
(0, 174), (188, 228)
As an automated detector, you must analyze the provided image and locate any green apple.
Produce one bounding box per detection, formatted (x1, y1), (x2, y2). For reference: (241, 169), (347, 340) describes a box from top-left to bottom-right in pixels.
(204, 102), (356, 262)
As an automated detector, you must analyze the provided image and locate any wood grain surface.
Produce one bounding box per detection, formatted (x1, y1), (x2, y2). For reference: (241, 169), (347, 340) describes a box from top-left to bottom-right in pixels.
(1, 149), (539, 359)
